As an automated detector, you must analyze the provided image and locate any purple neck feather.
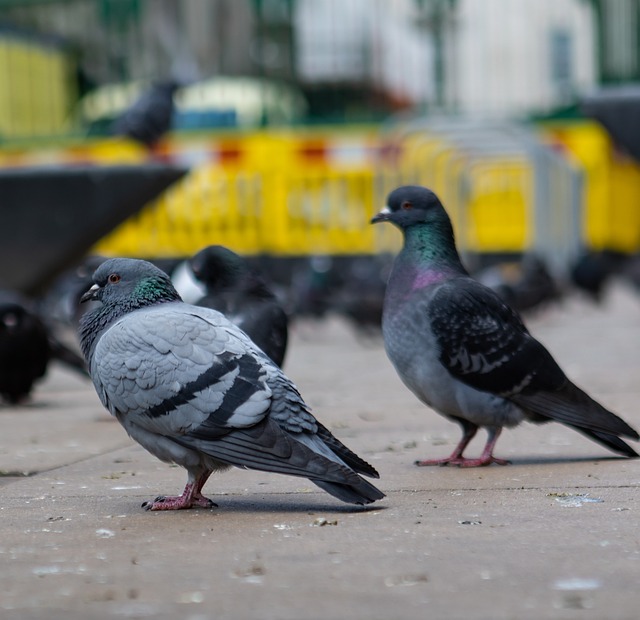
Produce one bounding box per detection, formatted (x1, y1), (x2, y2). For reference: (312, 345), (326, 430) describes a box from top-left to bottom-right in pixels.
(411, 268), (451, 290)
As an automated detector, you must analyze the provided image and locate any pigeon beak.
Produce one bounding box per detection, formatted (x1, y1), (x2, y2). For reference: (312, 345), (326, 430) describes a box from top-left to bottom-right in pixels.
(80, 283), (100, 304)
(370, 206), (392, 224)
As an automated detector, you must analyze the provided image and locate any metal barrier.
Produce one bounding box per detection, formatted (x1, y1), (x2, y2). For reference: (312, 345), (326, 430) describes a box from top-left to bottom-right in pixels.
(378, 119), (583, 274)
(541, 120), (640, 254)
(91, 130), (387, 257)
(0, 30), (76, 139)
(0, 122), (585, 272)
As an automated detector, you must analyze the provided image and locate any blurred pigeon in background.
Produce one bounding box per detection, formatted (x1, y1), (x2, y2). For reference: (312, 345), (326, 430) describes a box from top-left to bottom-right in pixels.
(41, 255), (107, 329)
(475, 254), (561, 314)
(570, 250), (630, 301)
(332, 255), (390, 336)
(189, 245), (289, 367)
(169, 258), (207, 304)
(111, 80), (178, 147)
(289, 256), (337, 320)
(371, 185), (639, 466)
(0, 286), (88, 405)
(0, 290), (51, 404)
(78, 258), (383, 510)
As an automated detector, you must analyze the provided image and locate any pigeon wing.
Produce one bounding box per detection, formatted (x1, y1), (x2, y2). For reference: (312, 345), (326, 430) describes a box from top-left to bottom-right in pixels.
(428, 279), (566, 397)
(92, 305), (273, 436)
(91, 304), (382, 486)
(430, 280), (638, 442)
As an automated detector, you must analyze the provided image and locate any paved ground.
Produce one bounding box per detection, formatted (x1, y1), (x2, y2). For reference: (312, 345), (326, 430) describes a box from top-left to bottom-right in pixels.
(1, 284), (640, 620)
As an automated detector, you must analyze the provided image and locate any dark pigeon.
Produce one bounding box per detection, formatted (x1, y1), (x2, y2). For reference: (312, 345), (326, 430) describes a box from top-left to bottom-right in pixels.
(570, 250), (629, 301)
(111, 81), (178, 147)
(333, 255), (391, 336)
(0, 290), (51, 404)
(189, 245), (289, 367)
(475, 254), (561, 314)
(371, 185), (639, 466)
(78, 258), (383, 510)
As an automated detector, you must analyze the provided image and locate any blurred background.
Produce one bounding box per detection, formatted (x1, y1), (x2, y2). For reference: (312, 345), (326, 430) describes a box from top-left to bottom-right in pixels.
(1, 0), (640, 361)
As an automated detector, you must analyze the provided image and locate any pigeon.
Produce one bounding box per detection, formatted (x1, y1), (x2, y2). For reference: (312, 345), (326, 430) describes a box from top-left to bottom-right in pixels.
(570, 250), (628, 301)
(189, 246), (289, 367)
(78, 258), (383, 510)
(111, 80), (178, 147)
(371, 185), (639, 466)
(475, 254), (560, 315)
(333, 255), (390, 336)
(0, 290), (51, 404)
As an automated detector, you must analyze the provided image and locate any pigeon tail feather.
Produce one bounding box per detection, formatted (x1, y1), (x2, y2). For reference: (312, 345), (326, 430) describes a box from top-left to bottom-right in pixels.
(312, 478), (385, 505)
(315, 422), (380, 478)
(513, 382), (640, 440)
(174, 420), (385, 505)
(568, 426), (639, 458)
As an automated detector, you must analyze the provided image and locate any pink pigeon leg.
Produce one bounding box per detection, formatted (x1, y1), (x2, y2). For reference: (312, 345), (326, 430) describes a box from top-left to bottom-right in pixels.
(456, 427), (510, 467)
(416, 424), (510, 467)
(415, 421), (478, 467)
(142, 470), (217, 511)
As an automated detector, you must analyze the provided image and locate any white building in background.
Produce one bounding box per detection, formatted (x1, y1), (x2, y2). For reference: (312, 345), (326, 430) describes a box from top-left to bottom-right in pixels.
(449, 0), (597, 116)
(294, 0), (597, 118)
(295, 0), (435, 106)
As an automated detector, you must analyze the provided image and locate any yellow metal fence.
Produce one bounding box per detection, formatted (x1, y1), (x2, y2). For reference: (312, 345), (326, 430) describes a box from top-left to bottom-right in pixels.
(1, 121), (637, 262)
(0, 31), (76, 139)
(541, 120), (640, 253)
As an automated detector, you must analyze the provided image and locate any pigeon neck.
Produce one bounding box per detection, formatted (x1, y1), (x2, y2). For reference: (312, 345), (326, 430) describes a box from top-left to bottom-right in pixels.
(401, 220), (467, 273)
(79, 283), (180, 364)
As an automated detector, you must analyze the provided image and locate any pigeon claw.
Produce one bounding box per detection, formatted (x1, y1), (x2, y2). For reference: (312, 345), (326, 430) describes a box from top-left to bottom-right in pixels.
(457, 456), (510, 467)
(415, 456), (510, 468)
(141, 493), (218, 511)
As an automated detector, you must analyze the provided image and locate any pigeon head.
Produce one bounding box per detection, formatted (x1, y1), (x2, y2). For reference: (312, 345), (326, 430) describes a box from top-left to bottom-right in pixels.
(371, 186), (465, 270)
(371, 185), (449, 229)
(0, 304), (24, 332)
(189, 245), (248, 290)
(80, 258), (181, 308)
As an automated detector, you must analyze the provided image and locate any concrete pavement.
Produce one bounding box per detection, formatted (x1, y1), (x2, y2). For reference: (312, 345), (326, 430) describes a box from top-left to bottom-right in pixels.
(1, 285), (640, 619)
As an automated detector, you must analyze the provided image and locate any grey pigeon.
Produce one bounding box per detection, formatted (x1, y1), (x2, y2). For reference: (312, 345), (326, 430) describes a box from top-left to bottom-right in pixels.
(78, 258), (383, 510)
(371, 185), (639, 466)
(189, 245), (289, 367)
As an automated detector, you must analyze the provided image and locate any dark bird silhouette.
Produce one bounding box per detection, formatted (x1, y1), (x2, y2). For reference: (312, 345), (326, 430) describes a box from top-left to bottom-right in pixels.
(371, 185), (639, 466)
(78, 258), (383, 509)
(333, 255), (391, 336)
(570, 250), (629, 301)
(475, 254), (561, 314)
(111, 80), (178, 147)
(0, 290), (52, 404)
(189, 246), (289, 367)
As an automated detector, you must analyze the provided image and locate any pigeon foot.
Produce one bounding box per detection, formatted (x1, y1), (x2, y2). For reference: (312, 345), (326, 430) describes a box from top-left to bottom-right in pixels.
(415, 455), (510, 467)
(142, 494), (218, 511)
(141, 483), (218, 510)
(457, 455), (510, 467)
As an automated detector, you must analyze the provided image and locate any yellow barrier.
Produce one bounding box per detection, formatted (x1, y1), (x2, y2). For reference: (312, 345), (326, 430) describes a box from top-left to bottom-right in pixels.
(387, 129), (534, 254)
(0, 126), (561, 259)
(0, 34), (75, 138)
(90, 127), (538, 258)
(464, 158), (532, 253)
(93, 130), (388, 258)
(542, 120), (640, 253)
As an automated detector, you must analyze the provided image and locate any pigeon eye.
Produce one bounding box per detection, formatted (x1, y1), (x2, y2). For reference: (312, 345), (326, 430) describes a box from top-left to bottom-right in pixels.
(108, 273), (121, 284)
(401, 201), (413, 210)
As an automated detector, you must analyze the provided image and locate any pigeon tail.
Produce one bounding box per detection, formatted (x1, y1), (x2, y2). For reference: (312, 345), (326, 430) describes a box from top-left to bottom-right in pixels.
(315, 422), (380, 478)
(312, 478), (385, 505)
(513, 381), (639, 442)
(569, 427), (638, 458)
(175, 420), (385, 505)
